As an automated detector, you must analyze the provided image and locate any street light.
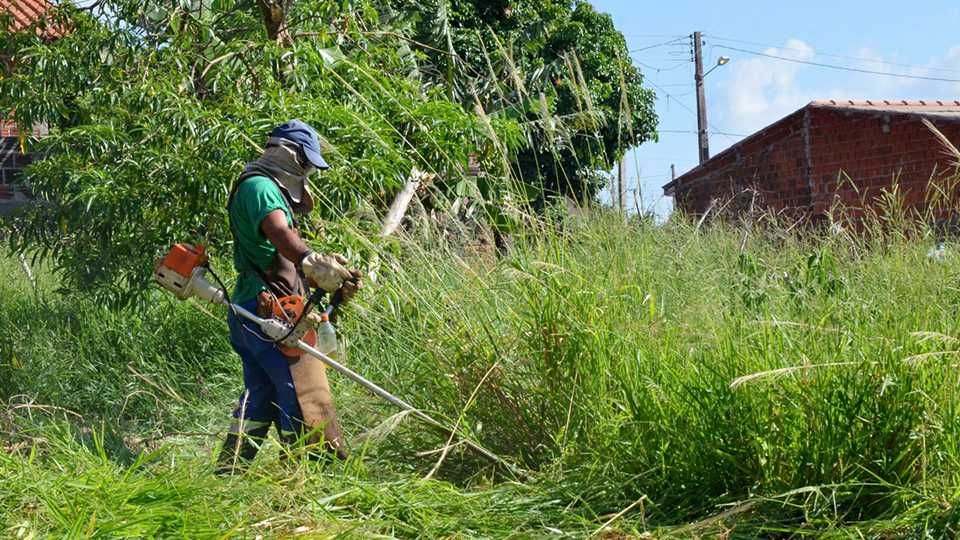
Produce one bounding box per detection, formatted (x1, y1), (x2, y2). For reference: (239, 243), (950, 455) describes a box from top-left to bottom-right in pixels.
(704, 56), (731, 78)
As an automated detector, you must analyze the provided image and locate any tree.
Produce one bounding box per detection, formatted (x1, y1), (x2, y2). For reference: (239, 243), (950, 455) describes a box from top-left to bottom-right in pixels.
(391, 0), (658, 203)
(1, 0), (521, 306)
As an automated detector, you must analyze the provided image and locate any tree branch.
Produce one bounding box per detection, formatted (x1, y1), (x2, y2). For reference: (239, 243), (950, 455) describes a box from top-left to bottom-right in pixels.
(256, 0), (293, 46)
(380, 168), (434, 238)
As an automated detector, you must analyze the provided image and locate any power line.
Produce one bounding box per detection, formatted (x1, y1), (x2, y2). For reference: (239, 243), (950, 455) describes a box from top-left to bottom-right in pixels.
(634, 59), (690, 73)
(660, 129), (750, 137)
(645, 77), (743, 144)
(714, 44), (960, 83)
(622, 33), (688, 39)
(637, 57), (693, 62)
(630, 174), (673, 180)
(705, 34), (960, 76)
(646, 80), (697, 113)
(629, 36), (688, 53)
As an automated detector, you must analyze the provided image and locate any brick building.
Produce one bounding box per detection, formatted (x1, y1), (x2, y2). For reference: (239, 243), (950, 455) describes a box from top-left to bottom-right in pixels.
(663, 100), (960, 220)
(1, 0), (60, 214)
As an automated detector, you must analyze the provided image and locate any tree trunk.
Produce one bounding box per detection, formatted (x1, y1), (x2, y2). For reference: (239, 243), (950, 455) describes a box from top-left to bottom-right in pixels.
(256, 0), (293, 46)
(365, 169), (435, 284)
(380, 168), (432, 237)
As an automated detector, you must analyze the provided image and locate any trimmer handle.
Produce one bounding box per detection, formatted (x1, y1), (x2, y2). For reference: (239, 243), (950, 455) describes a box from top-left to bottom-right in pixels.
(323, 276), (359, 318)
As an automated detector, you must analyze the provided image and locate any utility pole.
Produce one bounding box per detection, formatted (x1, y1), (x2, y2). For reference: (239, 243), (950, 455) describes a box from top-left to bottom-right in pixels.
(693, 31), (710, 164)
(617, 157), (627, 214)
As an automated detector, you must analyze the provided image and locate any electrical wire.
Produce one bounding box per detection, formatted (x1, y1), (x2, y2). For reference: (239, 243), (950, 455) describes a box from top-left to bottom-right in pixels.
(659, 129), (750, 137)
(622, 33), (689, 39)
(629, 36), (688, 53)
(705, 34), (960, 76)
(645, 77), (743, 145)
(645, 80), (696, 113)
(206, 266), (274, 345)
(207, 266), (232, 305)
(713, 44), (960, 84)
(208, 264), (326, 346)
(631, 174), (673, 180)
(643, 83), (692, 88)
(634, 59), (691, 73)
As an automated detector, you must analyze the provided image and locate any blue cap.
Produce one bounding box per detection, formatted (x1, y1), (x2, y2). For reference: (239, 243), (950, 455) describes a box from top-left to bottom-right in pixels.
(269, 119), (330, 170)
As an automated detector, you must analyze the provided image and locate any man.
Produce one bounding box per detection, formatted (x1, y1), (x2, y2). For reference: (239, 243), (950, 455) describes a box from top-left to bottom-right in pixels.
(217, 119), (361, 474)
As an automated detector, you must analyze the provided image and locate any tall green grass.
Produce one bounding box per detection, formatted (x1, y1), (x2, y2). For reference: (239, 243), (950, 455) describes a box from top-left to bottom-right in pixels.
(347, 210), (960, 533)
(3, 210), (960, 537)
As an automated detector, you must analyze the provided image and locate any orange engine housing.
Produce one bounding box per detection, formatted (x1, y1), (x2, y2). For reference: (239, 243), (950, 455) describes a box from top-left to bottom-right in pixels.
(161, 243), (208, 278)
(271, 295), (317, 358)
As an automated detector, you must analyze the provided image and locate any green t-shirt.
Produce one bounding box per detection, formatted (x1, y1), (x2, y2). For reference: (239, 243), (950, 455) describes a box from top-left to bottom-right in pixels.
(229, 175), (294, 304)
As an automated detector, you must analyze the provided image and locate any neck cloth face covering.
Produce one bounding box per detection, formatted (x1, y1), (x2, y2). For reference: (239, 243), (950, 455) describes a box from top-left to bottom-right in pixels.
(242, 137), (315, 214)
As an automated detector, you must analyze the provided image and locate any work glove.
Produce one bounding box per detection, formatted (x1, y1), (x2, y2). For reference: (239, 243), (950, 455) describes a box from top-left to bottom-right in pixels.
(301, 252), (353, 293)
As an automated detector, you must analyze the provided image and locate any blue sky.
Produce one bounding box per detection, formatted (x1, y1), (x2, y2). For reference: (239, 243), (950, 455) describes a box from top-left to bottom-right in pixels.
(590, 0), (960, 216)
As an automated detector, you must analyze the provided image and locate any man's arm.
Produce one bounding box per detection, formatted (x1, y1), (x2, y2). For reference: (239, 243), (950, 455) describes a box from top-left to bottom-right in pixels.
(260, 208), (358, 295)
(260, 209), (310, 264)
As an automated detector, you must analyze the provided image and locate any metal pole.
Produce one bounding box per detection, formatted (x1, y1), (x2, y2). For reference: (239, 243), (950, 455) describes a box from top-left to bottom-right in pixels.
(693, 31), (710, 164)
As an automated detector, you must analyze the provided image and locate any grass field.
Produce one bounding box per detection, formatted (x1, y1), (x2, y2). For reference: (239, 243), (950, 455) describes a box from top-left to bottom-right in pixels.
(3, 212), (960, 538)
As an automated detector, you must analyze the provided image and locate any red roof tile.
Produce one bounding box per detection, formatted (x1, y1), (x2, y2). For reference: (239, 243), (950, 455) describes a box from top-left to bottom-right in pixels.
(811, 99), (960, 113)
(809, 99), (960, 123)
(0, 0), (63, 38)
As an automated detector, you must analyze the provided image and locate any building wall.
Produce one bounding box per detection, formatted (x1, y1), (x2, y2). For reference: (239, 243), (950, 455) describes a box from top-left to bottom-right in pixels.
(1, 136), (33, 184)
(671, 107), (960, 221)
(0, 122), (40, 215)
(806, 108), (960, 219)
(671, 109), (810, 217)
(0, 120), (46, 183)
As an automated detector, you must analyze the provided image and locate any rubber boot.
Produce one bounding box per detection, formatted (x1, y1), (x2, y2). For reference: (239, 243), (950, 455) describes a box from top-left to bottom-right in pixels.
(215, 422), (270, 475)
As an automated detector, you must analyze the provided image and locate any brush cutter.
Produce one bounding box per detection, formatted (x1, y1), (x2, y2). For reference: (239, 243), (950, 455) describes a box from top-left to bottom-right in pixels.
(154, 243), (516, 474)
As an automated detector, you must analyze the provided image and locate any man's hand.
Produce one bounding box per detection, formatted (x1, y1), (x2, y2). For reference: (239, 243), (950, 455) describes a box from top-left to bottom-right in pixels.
(302, 252), (353, 293)
(260, 210), (360, 296)
(339, 270), (363, 304)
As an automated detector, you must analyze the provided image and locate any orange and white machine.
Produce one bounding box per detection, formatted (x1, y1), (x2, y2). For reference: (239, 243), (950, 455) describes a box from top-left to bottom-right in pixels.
(155, 244), (226, 304)
(155, 243), (319, 348)
(153, 243), (513, 471)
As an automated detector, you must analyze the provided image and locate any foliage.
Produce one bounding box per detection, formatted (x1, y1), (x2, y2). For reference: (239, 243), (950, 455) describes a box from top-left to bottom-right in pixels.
(357, 212), (960, 523)
(4, 200), (960, 535)
(390, 0), (658, 201)
(0, 1), (519, 306)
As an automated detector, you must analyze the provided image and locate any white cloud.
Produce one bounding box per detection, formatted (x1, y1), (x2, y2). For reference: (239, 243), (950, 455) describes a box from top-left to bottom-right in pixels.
(719, 38), (816, 133)
(714, 39), (960, 139)
(946, 46), (960, 94)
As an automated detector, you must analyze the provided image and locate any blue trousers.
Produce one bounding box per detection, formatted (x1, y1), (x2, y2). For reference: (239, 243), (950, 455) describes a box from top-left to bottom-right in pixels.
(227, 299), (304, 435)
